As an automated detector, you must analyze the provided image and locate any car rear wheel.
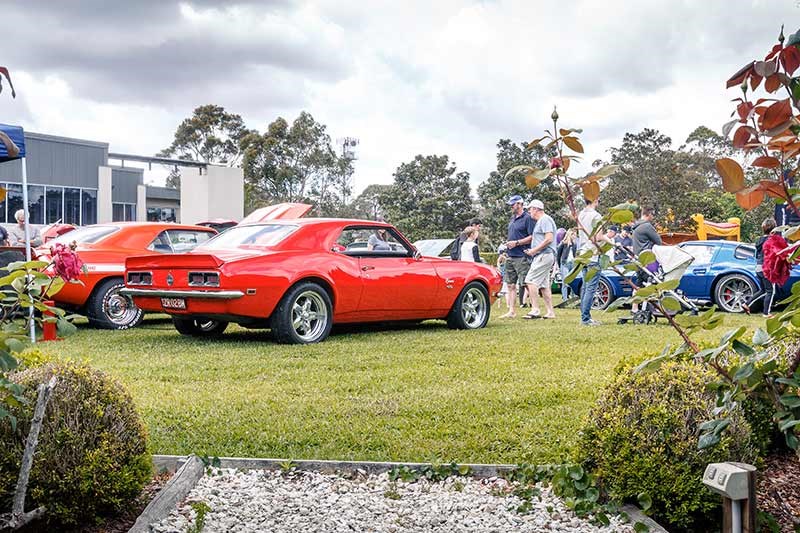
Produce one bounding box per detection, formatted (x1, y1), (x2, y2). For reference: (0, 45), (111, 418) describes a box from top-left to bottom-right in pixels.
(714, 273), (755, 313)
(173, 317), (229, 337)
(591, 278), (614, 310)
(447, 281), (490, 330)
(86, 278), (144, 330)
(271, 282), (333, 344)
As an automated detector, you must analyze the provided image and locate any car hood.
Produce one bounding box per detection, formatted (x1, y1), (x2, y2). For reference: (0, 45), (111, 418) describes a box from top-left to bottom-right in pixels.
(239, 203), (312, 225)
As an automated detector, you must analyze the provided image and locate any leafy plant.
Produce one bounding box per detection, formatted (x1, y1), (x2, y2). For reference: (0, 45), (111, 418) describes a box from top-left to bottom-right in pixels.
(186, 500), (211, 533)
(278, 459), (298, 475)
(634, 26), (800, 457)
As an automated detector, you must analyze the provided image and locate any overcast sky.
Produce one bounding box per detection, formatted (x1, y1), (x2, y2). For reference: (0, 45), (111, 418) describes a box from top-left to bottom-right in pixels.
(0, 0), (796, 195)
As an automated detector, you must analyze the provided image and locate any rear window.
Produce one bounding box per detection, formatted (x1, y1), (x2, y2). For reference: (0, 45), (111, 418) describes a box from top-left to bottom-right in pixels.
(198, 224), (298, 249)
(734, 245), (755, 260)
(49, 225), (119, 245)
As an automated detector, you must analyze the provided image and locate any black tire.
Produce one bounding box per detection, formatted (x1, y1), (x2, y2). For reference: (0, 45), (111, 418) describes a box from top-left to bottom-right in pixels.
(172, 317), (229, 337)
(714, 273), (756, 313)
(86, 278), (144, 330)
(591, 278), (615, 310)
(447, 281), (490, 330)
(270, 282), (333, 344)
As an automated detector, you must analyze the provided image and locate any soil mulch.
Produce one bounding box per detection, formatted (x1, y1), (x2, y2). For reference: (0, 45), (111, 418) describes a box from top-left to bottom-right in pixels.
(756, 451), (800, 533)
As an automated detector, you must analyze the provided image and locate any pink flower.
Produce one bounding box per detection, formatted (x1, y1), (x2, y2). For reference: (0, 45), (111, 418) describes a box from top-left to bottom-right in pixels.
(549, 157), (562, 169)
(50, 241), (84, 282)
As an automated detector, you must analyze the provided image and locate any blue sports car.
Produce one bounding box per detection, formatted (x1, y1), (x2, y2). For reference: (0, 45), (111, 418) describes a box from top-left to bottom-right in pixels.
(572, 240), (800, 313)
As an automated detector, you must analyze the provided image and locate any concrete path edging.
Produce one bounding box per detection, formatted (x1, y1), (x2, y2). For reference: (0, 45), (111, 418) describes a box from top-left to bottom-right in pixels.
(128, 455), (204, 533)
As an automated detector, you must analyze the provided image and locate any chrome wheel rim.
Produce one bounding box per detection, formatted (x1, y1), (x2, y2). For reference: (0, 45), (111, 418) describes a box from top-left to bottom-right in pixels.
(291, 291), (328, 342)
(720, 277), (752, 312)
(104, 287), (139, 326)
(461, 287), (488, 328)
(592, 280), (611, 310)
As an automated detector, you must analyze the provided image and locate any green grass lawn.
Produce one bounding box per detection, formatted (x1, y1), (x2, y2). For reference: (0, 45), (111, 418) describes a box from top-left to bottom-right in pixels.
(35, 303), (764, 465)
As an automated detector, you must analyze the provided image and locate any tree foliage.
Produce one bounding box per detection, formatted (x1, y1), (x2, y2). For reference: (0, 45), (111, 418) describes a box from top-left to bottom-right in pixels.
(478, 139), (566, 250)
(379, 155), (474, 242)
(158, 104), (251, 189)
(241, 112), (354, 216)
(348, 184), (391, 220)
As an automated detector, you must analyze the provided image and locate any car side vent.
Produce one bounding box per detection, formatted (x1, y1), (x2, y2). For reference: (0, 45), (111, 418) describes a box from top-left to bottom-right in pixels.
(127, 272), (152, 285)
(188, 271), (220, 287)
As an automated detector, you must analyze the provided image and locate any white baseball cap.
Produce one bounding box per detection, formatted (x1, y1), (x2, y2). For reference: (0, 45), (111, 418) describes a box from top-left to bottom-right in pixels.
(525, 199), (544, 210)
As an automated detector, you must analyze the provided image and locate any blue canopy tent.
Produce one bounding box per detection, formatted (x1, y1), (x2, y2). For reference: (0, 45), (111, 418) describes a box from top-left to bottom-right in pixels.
(0, 123), (35, 341)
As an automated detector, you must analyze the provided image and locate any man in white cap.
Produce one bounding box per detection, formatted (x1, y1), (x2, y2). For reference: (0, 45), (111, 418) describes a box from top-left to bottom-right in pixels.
(523, 199), (557, 319)
(9, 209), (42, 247)
(500, 194), (535, 318)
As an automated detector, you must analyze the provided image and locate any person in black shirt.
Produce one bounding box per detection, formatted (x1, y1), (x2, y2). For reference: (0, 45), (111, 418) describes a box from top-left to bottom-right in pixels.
(450, 217), (482, 260)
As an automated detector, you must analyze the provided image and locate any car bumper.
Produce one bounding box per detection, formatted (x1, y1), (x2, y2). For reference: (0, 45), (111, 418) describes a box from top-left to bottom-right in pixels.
(120, 288), (245, 299)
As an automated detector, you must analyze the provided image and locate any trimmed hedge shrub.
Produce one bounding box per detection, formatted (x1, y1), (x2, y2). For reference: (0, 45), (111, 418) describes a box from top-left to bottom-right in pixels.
(578, 361), (759, 531)
(0, 361), (150, 527)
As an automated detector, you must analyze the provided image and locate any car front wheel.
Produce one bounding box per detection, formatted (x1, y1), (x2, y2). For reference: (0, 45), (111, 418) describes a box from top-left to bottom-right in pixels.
(714, 273), (755, 313)
(271, 282), (333, 344)
(592, 278), (615, 310)
(447, 281), (490, 329)
(173, 317), (229, 337)
(86, 278), (144, 330)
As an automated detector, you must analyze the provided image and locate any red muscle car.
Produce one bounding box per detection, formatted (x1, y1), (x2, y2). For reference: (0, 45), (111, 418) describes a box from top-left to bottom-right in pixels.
(123, 219), (503, 344)
(37, 222), (218, 329)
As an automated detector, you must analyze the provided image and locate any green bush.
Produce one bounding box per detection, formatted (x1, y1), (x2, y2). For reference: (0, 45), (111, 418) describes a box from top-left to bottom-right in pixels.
(0, 361), (150, 527)
(578, 361), (760, 531)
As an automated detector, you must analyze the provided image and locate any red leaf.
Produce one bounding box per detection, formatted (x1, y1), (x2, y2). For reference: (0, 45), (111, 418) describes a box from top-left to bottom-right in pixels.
(750, 73), (763, 91)
(765, 74), (782, 93)
(732, 126), (752, 149)
(781, 46), (800, 75)
(766, 44), (782, 61)
(726, 62), (755, 88)
(716, 158), (746, 192)
(757, 179), (788, 201)
(752, 155), (781, 168)
(736, 187), (764, 210)
(762, 99), (792, 130)
(737, 102), (754, 122)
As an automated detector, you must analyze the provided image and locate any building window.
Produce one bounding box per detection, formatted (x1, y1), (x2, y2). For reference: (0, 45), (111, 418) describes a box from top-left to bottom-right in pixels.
(45, 186), (63, 224)
(113, 203), (136, 222)
(27, 185), (45, 225)
(81, 189), (97, 226)
(5, 183), (23, 224)
(147, 207), (176, 222)
(64, 188), (81, 225)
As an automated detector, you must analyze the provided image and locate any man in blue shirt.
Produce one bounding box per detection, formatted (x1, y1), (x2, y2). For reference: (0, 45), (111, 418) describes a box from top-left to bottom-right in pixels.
(500, 195), (535, 318)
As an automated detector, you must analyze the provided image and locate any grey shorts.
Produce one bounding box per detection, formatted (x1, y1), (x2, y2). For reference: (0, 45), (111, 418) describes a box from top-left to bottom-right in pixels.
(504, 256), (532, 285)
(524, 252), (555, 287)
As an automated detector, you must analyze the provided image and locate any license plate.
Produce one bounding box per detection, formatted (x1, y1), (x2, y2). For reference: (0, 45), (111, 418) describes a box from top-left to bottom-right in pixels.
(160, 297), (186, 310)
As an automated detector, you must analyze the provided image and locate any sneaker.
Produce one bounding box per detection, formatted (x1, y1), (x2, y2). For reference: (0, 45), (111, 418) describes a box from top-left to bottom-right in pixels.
(543, 314), (556, 319)
(581, 319), (602, 326)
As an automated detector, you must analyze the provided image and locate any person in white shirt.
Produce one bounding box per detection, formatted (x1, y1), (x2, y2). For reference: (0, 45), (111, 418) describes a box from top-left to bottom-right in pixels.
(458, 226), (481, 262)
(8, 209), (42, 247)
(577, 197), (603, 326)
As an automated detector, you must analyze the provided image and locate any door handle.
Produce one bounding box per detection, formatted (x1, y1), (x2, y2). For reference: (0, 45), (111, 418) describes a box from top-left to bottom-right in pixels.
(693, 268), (707, 275)
(361, 265), (375, 271)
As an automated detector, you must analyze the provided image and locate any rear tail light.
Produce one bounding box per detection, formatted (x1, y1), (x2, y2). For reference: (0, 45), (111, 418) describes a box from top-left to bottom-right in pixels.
(188, 271), (220, 287)
(127, 272), (152, 285)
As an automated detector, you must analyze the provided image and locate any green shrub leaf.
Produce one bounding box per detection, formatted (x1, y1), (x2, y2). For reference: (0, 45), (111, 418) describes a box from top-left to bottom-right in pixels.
(637, 492), (652, 511)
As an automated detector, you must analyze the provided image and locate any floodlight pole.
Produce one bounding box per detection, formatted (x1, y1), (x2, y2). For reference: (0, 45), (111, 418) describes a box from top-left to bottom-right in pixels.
(21, 158), (34, 342)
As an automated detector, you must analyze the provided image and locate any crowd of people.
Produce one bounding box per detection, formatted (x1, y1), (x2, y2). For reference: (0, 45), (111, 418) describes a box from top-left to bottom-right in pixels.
(449, 196), (666, 326)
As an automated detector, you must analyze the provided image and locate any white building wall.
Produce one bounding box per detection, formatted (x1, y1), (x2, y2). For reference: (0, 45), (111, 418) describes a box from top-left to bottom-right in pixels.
(179, 165), (243, 224)
(97, 166), (113, 223)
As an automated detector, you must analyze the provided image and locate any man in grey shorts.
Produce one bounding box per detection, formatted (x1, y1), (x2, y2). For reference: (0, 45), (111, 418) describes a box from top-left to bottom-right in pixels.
(523, 199), (557, 319)
(500, 195), (535, 318)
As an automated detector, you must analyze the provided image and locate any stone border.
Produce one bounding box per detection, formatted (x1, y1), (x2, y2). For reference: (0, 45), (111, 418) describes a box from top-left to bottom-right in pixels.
(147, 455), (670, 532)
(128, 455), (204, 533)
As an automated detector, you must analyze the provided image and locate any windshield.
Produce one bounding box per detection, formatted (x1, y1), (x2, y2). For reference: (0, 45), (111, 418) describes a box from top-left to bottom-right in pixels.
(198, 223), (298, 249)
(49, 225), (119, 245)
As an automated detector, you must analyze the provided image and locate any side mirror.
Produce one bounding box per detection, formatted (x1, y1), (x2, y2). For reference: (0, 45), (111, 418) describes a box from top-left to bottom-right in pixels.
(413, 249), (422, 260)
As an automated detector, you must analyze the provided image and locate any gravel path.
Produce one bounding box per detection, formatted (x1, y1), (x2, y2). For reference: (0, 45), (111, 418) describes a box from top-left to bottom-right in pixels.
(151, 469), (635, 532)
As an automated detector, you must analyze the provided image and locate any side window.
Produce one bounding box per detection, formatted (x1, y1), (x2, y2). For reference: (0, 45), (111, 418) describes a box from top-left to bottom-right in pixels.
(147, 231), (173, 253)
(335, 226), (411, 256)
(167, 230), (214, 252)
(682, 244), (715, 265)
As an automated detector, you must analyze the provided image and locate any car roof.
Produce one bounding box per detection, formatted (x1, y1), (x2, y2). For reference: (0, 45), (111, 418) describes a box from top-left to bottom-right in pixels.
(681, 239), (751, 248)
